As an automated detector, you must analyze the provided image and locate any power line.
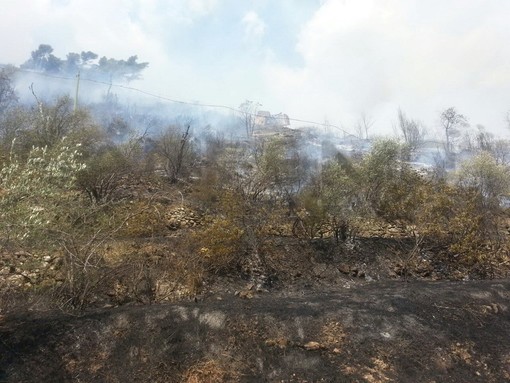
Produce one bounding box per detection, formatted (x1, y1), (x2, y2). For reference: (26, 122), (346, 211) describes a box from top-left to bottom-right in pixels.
(16, 68), (355, 137)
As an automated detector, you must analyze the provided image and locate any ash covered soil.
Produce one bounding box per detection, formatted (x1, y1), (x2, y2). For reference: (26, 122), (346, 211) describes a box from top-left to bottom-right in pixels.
(1, 280), (509, 382)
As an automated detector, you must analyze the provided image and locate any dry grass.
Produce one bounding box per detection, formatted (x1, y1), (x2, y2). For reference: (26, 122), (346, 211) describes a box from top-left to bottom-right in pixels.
(118, 201), (169, 238)
(502, 353), (510, 380)
(362, 357), (395, 383)
(182, 359), (240, 383)
(320, 320), (347, 350)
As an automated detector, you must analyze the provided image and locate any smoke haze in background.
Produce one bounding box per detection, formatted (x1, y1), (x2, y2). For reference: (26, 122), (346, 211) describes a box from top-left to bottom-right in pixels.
(2, 0), (510, 136)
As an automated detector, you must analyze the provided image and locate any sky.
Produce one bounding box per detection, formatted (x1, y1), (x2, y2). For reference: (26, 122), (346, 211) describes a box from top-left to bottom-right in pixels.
(2, 0), (510, 137)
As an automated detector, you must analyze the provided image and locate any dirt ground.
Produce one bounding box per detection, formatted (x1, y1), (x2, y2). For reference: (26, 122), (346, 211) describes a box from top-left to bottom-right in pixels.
(1, 279), (509, 382)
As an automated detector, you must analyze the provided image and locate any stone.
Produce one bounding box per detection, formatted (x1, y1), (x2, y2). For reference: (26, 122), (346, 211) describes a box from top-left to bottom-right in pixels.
(312, 264), (327, 276)
(304, 341), (323, 351)
(238, 290), (254, 299)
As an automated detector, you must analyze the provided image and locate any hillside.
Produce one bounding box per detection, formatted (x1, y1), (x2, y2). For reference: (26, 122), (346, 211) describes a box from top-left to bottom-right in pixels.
(1, 72), (510, 382)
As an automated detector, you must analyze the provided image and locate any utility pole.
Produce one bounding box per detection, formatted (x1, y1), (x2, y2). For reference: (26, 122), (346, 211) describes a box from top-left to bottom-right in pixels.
(74, 71), (81, 112)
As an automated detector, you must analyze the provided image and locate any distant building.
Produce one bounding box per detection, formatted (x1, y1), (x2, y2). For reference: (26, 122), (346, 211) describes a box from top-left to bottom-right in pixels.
(255, 111), (290, 129)
(273, 113), (290, 127)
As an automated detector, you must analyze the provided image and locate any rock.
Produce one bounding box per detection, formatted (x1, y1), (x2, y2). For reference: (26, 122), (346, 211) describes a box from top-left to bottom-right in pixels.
(14, 251), (30, 258)
(338, 263), (351, 274)
(304, 341), (323, 351)
(312, 264), (327, 276)
(265, 338), (289, 349)
(238, 290), (254, 299)
(7, 274), (24, 286)
(256, 284), (268, 293)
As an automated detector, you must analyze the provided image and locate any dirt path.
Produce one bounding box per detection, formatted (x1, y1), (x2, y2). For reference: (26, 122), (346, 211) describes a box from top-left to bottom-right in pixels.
(1, 280), (509, 382)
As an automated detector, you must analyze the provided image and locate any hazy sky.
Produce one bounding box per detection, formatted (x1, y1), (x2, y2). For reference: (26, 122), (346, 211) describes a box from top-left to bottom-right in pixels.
(2, 0), (510, 136)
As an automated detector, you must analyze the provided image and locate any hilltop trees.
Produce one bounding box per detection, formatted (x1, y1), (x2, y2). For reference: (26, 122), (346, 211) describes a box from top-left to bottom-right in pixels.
(21, 44), (149, 83)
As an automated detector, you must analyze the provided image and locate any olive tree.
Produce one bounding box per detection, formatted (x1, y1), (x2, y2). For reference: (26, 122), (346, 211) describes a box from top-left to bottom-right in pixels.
(359, 139), (422, 222)
(302, 157), (360, 242)
(0, 139), (86, 248)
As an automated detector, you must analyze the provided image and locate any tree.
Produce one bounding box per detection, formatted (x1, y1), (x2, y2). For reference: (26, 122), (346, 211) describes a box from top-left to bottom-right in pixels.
(254, 137), (310, 202)
(63, 52), (81, 73)
(96, 55), (149, 82)
(239, 100), (260, 138)
(471, 125), (510, 165)
(456, 152), (509, 210)
(0, 67), (18, 115)
(22, 95), (98, 151)
(355, 112), (374, 139)
(293, 149), (360, 242)
(397, 108), (425, 155)
(358, 139), (423, 224)
(62, 50), (100, 75)
(0, 93), (100, 161)
(22, 44), (63, 73)
(491, 139), (510, 165)
(154, 124), (197, 183)
(440, 107), (468, 155)
(80, 50), (98, 65)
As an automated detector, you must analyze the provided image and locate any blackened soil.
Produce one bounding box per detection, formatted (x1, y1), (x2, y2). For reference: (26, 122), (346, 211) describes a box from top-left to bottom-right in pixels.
(1, 280), (509, 382)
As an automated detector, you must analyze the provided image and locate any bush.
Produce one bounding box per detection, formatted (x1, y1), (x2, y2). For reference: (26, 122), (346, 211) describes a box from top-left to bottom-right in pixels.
(198, 217), (244, 273)
(77, 144), (132, 203)
(416, 180), (506, 269)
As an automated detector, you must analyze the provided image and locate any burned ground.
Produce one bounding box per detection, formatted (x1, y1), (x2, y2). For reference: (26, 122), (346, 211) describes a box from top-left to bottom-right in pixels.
(1, 280), (509, 382)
